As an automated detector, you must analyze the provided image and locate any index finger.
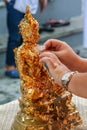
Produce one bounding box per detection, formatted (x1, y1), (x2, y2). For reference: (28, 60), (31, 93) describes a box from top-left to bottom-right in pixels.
(44, 39), (62, 51)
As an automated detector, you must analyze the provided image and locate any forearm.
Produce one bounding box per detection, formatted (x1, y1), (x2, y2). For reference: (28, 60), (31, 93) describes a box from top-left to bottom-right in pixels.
(78, 57), (87, 72)
(68, 72), (87, 98)
(71, 56), (87, 72)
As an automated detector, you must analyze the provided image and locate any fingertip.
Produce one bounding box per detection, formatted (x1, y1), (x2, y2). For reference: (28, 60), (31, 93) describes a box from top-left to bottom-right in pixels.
(38, 45), (46, 54)
(44, 39), (52, 49)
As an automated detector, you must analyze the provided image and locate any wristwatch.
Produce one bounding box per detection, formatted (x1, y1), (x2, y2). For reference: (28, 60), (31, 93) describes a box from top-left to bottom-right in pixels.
(61, 71), (76, 89)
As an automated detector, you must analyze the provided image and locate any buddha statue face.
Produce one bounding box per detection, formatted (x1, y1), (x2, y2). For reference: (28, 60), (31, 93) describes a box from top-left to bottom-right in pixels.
(18, 6), (40, 43)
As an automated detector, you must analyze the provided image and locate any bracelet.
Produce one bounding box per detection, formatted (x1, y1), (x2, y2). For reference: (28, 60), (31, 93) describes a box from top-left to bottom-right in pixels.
(61, 71), (78, 90)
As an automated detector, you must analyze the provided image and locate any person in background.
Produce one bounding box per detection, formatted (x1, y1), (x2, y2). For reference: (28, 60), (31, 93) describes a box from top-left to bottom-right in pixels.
(4, 0), (48, 78)
(39, 39), (87, 98)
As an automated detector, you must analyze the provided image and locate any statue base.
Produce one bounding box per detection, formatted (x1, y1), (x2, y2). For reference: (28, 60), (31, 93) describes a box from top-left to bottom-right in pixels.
(11, 111), (82, 130)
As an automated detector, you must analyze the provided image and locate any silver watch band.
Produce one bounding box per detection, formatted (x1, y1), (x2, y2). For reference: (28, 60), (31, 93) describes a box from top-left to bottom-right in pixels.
(61, 71), (77, 90)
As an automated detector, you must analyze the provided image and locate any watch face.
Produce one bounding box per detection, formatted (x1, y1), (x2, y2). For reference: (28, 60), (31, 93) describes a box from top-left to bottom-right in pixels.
(61, 72), (74, 87)
(62, 73), (70, 81)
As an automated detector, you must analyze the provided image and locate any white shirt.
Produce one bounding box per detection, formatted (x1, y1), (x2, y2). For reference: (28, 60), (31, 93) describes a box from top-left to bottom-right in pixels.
(14, 0), (39, 14)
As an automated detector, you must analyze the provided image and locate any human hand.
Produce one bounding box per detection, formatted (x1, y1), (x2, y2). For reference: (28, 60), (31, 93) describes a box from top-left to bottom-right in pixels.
(41, 39), (81, 71)
(39, 51), (69, 85)
(39, 0), (48, 12)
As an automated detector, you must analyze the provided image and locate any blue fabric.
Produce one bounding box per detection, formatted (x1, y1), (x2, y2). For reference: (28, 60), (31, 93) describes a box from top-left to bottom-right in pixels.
(6, 0), (24, 66)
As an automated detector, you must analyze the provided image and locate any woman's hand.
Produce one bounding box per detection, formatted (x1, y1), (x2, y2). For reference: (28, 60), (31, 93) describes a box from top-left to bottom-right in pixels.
(39, 51), (69, 85)
(39, 50), (87, 98)
(41, 39), (81, 71)
(39, 39), (87, 98)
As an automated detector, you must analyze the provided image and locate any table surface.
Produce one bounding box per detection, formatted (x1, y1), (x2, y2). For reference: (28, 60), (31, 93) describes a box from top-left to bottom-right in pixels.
(0, 95), (87, 130)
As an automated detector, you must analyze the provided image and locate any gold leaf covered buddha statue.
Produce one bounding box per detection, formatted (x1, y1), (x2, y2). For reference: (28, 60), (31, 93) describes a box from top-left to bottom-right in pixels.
(11, 6), (82, 130)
